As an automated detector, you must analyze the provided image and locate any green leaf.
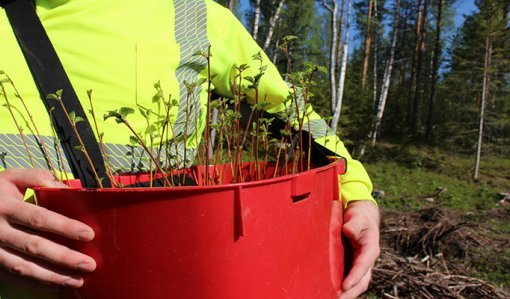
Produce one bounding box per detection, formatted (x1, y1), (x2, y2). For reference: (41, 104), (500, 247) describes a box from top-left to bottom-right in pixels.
(146, 124), (158, 134)
(46, 93), (59, 101)
(280, 129), (291, 136)
(253, 73), (264, 83)
(237, 64), (249, 72)
(119, 107), (135, 118)
(139, 108), (148, 118)
(74, 145), (84, 151)
(129, 135), (140, 145)
(69, 111), (76, 121)
(252, 51), (263, 61)
(55, 89), (63, 97)
(192, 49), (207, 58)
(86, 89), (93, 98)
(103, 111), (116, 121)
(317, 66), (327, 74)
(74, 116), (85, 124)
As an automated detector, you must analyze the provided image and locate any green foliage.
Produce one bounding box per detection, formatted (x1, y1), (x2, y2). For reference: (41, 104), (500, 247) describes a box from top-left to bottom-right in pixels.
(364, 145), (509, 211)
(104, 107), (135, 124)
(46, 89), (63, 101)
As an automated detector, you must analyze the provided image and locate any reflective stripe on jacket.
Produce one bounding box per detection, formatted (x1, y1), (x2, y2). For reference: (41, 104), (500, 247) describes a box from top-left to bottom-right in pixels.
(0, 0), (374, 204)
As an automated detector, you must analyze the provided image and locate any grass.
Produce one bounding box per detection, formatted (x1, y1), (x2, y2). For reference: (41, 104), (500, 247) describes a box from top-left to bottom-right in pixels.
(361, 144), (510, 289)
(362, 145), (508, 211)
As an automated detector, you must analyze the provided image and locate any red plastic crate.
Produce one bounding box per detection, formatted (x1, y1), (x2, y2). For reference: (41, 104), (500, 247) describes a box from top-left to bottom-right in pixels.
(34, 159), (347, 299)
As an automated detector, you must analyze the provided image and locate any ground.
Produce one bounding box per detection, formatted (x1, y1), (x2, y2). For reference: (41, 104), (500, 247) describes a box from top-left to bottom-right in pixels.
(359, 145), (510, 298)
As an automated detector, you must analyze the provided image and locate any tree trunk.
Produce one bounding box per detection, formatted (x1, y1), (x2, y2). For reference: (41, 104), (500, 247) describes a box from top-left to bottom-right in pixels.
(227, 0), (235, 11)
(323, 0), (339, 115)
(361, 0), (374, 90)
(252, 0), (261, 39)
(411, 0), (428, 135)
(407, 0), (423, 127)
(372, 0), (379, 108)
(263, 0), (286, 51)
(336, 0), (346, 78)
(369, 0), (399, 147)
(474, 35), (492, 180)
(330, 0), (352, 133)
(426, 0), (442, 140)
(394, 10), (409, 123)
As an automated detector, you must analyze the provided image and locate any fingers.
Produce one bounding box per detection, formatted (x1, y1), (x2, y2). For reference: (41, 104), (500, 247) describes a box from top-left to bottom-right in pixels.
(0, 201), (96, 286)
(340, 200), (380, 297)
(0, 168), (67, 198)
(0, 222), (96, 272)
(0, 246), (85, 288)
(0, 169), (96, 287)
(5, 200), (94, 241)
(341, 243), (378, 291)
(339, 269), (372, 299)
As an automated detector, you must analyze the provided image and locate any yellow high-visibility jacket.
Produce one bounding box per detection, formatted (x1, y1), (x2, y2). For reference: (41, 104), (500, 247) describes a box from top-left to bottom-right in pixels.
(0, 0), (374, 205)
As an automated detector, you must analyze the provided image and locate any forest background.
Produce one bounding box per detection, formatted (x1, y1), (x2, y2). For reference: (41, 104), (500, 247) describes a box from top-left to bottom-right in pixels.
(215, 0), (509, 297)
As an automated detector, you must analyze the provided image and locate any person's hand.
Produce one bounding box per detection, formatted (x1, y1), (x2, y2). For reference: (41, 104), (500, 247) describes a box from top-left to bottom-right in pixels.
(0, 169), (96, 288)
(340, 200), (380, 299)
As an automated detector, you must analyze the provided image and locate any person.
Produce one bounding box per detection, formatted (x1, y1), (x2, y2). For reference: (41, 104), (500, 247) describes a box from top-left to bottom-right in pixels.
(0, 0), (380, 298)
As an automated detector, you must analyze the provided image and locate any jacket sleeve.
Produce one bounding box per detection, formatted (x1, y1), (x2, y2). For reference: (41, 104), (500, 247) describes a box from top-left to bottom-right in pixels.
(207, 3), (376, 206)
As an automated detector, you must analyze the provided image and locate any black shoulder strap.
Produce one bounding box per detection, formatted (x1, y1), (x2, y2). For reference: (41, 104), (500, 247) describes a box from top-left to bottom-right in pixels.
(1, 0), (111, 187)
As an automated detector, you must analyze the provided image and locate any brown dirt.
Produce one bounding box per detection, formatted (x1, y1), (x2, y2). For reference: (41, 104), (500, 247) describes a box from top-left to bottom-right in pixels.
(367, 207), (510, 299)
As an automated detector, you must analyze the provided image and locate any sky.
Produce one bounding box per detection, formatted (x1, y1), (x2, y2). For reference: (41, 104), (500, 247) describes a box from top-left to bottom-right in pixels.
(237, 0), (479, 38)
(454, 0), (478, 27)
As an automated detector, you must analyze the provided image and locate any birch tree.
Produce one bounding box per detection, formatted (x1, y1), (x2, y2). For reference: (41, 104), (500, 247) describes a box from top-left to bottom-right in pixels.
(330, 0), (352, 133)
(323, 0), (339, 115)
(474, 35), (491, 180)
(252, 0), (262, 39)
(263, 0), (286, 51)
(336, 0), (347, 77)
(227, 0), (235, 10)
(369, 0), (400, 147)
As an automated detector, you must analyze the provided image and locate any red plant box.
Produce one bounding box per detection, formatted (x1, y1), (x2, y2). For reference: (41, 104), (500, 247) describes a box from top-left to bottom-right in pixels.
(34, 159), (347, 299)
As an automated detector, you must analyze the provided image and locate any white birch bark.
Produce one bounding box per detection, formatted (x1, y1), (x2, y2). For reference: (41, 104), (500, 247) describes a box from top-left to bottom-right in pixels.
(369, 0), (399, 147)
(263, 0), (286, 51)
(323, 0), (339, 115)
(330, 0), (352, 133)
(474, 35), (491, 180)
(227, 0), (235, 11)
(252, 0), (262, 39)
(358, 0), (378, 158)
